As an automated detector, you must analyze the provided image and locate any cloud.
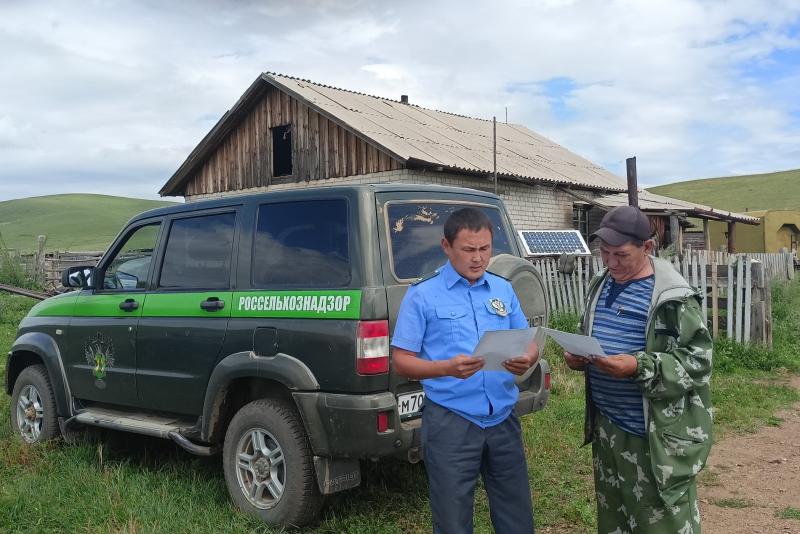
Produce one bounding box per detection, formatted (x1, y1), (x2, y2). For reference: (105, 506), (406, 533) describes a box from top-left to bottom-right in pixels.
(0, 0), (798, 201)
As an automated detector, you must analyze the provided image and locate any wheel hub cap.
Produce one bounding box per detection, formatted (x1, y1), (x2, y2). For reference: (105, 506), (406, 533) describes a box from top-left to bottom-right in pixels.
(15, 384), (44, 443)
(235, 427), (286, 509)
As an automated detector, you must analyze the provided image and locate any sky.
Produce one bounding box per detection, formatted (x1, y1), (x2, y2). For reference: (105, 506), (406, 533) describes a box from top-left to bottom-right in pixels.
(1, 0), (799, 202)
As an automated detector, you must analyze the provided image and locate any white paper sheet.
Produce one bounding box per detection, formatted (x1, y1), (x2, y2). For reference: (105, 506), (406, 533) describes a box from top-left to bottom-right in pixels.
(541, 328), (607, 358)
(472, 327), (538, 371)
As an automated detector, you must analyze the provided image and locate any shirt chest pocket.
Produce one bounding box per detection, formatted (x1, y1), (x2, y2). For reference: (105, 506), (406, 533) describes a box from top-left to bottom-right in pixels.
(435, 305), (470, 342)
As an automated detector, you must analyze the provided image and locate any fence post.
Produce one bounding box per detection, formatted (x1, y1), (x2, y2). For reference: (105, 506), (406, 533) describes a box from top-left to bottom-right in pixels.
(735, 255), (744, 343)
(711, 256), (718, 338)
(743, 256), (752, 343)
(34, 235), (47, 286)
(726, 259), (734, 339)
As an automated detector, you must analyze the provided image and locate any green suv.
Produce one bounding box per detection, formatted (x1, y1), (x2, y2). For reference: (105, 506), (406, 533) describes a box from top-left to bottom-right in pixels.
(6, 184), (550, 528)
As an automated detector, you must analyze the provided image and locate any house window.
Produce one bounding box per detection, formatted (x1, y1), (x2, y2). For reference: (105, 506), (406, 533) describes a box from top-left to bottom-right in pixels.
(271, 124), (293, 177)
(572, 204), (590, 240)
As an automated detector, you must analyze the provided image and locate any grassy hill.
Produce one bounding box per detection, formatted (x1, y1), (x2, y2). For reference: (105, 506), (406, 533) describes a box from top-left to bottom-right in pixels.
(0, 194), (178, 252)
(647, 168), (800, 213)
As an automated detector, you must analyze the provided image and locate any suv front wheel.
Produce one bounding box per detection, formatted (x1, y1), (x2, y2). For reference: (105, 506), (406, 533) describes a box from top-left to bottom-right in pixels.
(10, 364), (59, 443)
(222, 398), (323, 528)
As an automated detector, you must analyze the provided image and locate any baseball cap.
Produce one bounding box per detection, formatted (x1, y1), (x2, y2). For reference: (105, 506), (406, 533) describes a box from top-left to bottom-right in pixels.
(590, 205), (652, 246)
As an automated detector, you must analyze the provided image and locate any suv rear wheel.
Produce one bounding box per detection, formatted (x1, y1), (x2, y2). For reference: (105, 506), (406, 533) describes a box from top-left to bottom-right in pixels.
(222, 398), (323, 528)
(10, 364), (59, 443)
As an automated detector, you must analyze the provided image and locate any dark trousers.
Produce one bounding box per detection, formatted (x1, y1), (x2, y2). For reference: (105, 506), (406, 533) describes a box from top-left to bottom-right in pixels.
(422, 401), (535, 534)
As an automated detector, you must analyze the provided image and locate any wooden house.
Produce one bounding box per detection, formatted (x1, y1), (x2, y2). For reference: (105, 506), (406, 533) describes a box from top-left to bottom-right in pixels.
(160, 72), (628, 233)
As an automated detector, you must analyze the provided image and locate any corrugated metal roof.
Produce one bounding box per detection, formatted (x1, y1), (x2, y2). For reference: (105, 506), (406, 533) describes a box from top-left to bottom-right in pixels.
(593, 189), (760, 225)
(269, 73), (626, 191)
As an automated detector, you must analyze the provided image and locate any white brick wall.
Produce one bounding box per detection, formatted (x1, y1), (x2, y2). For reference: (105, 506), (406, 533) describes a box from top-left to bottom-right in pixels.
(185, 169), (585, 232)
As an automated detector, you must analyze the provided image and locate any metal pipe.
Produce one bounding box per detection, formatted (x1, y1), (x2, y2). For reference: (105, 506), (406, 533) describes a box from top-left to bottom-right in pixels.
(493, 116), (497, 195)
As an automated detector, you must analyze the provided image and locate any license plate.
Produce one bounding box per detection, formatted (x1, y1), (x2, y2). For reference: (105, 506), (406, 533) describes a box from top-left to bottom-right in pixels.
(396, 391), (425, 417)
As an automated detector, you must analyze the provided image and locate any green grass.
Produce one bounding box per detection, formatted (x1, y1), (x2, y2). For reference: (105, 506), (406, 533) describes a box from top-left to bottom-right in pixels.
(647, 168), (800, 213)
(1, 279), (800, 532)
(776, 507), (800, 520)
(0, 194), (177, 253)
(712, 497), (753, 509)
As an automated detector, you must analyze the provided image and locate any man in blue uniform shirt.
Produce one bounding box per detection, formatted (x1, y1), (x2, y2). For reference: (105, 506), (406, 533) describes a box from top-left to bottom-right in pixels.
(392, 207), (540, 534)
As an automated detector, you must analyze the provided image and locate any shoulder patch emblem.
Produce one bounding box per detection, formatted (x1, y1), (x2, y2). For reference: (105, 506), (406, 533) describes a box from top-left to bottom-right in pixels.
(412, 270), (440, 285)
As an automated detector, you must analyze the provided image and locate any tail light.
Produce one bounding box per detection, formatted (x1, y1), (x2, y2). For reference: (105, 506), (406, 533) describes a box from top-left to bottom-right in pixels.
(376, 411), (390, 433)
(544, 371), (551, 390)
(356, 320), (389, 375)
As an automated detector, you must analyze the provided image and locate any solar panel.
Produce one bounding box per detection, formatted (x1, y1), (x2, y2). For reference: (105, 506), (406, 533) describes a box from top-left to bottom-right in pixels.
(517, 230), (592, 256)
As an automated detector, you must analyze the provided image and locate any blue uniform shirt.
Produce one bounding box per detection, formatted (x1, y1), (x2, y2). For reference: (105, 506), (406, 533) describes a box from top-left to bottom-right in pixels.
(391, 260), (529, 428)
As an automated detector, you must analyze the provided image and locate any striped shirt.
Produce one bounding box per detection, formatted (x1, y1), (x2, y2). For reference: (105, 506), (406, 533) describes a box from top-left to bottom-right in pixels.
(587, 274), (654, 437)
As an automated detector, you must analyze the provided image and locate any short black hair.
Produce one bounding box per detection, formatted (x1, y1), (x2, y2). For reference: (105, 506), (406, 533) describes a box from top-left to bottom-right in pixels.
(444, 207), (493, 244)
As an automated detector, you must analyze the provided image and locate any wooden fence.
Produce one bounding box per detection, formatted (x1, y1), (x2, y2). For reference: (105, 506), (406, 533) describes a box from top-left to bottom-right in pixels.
(531, 250), (796, 347)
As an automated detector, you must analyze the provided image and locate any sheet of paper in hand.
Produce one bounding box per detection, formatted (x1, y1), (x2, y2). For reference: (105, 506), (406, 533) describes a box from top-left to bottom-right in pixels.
(541, 328), (607, 359)
(472, 327), (538, 371)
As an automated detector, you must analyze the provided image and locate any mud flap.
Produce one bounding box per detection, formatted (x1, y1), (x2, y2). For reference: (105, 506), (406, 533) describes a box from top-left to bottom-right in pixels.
(313, 456), (361, 495)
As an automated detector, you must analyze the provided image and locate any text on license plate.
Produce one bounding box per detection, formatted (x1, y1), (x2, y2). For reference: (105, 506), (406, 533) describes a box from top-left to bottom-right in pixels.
(396, 391), (425, 417)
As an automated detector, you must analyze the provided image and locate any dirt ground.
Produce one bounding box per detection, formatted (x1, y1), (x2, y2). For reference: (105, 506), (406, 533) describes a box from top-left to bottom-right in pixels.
(700, 375), (800, 534)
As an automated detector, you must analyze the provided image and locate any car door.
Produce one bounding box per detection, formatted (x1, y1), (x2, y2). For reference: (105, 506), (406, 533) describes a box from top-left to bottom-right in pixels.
(65, 220), (162, 406)
(135, 209), (238, 415)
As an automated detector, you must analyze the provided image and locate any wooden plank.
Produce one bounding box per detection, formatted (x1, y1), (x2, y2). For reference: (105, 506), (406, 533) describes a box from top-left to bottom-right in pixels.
(743, 256), (752, 343)
(547, 261), (557, 313)
(735, 255), (744, 343)
(700, 251), (707, 323)
(711, 256), (718, 338)
(331, 120), (340, 177)
(540, 261), (553, 313)
(577, 258), (585, 310)
(726, 259), (734, 338)
(542, 259), (558, 311)
(750, 301), (765, 346)
(564, 270), (575, 313)
(319, 115), (328, 180)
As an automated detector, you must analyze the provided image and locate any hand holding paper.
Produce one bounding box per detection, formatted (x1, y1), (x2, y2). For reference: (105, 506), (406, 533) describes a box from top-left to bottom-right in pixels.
(472, 327), (538, 372)
(541, 328), (606, 360)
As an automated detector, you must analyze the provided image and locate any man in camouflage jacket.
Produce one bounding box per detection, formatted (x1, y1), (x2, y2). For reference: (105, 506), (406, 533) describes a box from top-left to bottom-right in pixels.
(566, 206), (713, 534)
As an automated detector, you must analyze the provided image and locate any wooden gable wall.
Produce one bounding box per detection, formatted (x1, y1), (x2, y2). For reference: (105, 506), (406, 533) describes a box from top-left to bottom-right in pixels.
(184, 87), (404, 196)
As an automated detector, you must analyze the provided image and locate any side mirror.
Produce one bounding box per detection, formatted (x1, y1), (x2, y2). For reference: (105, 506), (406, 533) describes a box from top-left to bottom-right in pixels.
(62, 266), (95, 289)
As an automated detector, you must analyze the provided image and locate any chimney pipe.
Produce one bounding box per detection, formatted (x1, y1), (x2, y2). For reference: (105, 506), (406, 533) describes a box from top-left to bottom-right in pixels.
(400, 95), (409, 104)
(626, 156), (639, 207)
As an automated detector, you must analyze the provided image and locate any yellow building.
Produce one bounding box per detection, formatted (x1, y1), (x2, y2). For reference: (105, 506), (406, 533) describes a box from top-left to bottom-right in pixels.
(707, 210), (800, 253)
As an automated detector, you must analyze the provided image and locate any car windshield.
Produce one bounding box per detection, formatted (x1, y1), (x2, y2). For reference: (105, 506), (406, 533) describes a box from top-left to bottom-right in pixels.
(386, 202), (514, 280)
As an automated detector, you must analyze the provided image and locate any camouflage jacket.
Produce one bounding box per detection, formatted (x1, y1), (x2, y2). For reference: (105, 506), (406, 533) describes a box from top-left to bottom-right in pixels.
(579, 256), (714, 506)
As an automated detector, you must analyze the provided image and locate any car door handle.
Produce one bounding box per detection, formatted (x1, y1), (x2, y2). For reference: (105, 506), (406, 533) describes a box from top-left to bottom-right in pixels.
(200, 297), (225, 311)
(119, 298), (139, 312)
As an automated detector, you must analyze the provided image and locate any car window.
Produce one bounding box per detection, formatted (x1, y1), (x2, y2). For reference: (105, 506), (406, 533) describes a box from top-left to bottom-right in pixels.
(253, 199), (350, 287)
(387, 202), (513, 280)
(159, 212), (236, 289)
(103, 223), (160, 290)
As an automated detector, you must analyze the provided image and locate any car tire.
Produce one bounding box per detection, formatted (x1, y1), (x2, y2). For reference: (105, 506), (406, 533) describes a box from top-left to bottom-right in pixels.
(222, 398), (323, 528)
(10, 364), (60, 443)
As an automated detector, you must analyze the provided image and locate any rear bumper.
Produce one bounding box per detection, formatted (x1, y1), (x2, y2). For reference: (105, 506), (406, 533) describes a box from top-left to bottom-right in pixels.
(292, 359), (550, 460)
(292, 390), (421, 459)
